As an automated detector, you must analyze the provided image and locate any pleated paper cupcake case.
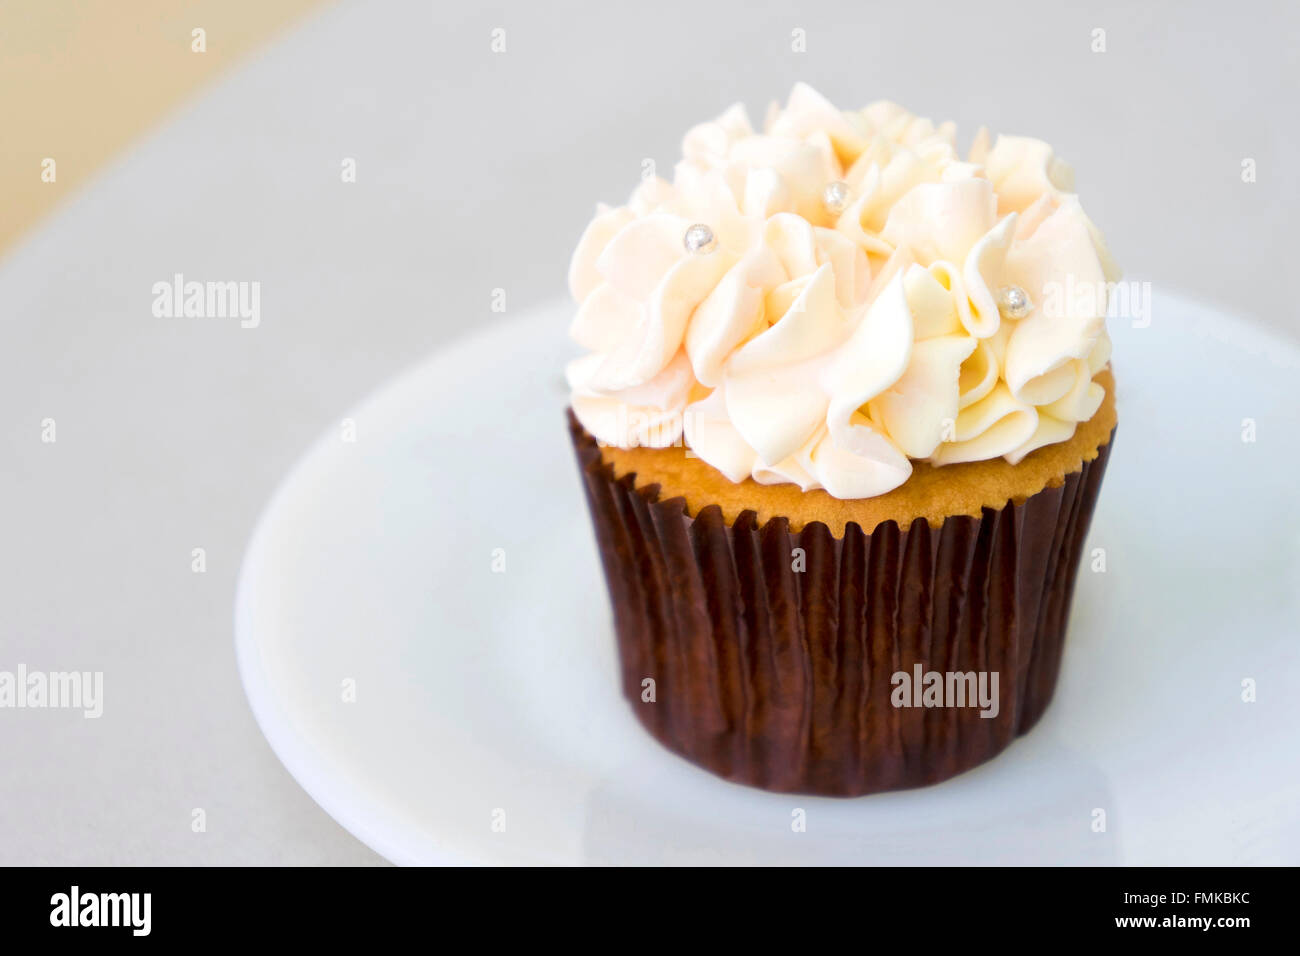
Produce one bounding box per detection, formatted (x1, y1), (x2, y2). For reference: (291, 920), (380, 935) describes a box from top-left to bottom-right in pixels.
(570, 411), (1113, 796)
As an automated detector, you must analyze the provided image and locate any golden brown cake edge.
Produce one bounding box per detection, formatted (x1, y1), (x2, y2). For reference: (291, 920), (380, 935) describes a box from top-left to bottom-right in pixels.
(596, 368), (1118, 535)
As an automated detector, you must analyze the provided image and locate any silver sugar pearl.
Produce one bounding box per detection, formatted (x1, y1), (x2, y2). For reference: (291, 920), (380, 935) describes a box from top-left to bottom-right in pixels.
(997, 285), (1032, 319)
(822, 180), (850, 215)
(683, 223), (717, 254)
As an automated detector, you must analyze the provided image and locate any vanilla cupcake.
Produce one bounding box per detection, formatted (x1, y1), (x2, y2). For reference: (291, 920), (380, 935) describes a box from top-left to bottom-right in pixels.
(567, 84), (1117, 796)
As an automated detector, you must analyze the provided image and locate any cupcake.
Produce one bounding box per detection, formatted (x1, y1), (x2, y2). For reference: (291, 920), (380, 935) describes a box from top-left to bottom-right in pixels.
(566, 83), (1118, 796)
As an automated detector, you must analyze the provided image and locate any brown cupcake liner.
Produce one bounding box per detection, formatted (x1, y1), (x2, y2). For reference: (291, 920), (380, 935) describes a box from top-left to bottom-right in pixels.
(569, 411), (1114, 797)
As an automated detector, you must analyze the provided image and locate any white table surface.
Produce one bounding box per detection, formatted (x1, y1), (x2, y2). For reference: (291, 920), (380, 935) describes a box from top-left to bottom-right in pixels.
(1, 0), (1296, 865)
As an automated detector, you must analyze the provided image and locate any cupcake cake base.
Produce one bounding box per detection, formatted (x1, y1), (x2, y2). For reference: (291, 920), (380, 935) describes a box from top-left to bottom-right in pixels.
(569, 378), (1116, 796)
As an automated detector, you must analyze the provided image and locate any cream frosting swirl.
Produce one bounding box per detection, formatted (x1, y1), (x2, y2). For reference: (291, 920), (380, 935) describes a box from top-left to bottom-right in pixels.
(567, 83), (1118, 499)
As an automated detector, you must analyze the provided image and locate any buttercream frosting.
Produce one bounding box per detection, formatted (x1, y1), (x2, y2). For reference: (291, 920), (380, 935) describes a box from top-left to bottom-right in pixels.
(567, 83), (1118, 499)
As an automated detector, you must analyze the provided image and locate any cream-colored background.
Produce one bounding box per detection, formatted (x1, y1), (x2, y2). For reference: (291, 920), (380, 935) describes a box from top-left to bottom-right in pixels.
(0, 0), (329, 256)
(1, 0), (1296, 865)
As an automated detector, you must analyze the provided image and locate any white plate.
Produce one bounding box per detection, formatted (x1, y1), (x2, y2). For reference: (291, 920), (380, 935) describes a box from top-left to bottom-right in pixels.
(236, 292), (1300, 865)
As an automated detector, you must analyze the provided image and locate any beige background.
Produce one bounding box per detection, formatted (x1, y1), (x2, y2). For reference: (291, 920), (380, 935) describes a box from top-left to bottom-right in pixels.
(0, 0), (1296, 865)
(0, 0), (329, 256)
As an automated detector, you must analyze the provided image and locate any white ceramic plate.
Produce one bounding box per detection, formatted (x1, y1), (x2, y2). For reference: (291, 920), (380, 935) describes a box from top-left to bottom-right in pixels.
(236, 292), (1300, 865)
